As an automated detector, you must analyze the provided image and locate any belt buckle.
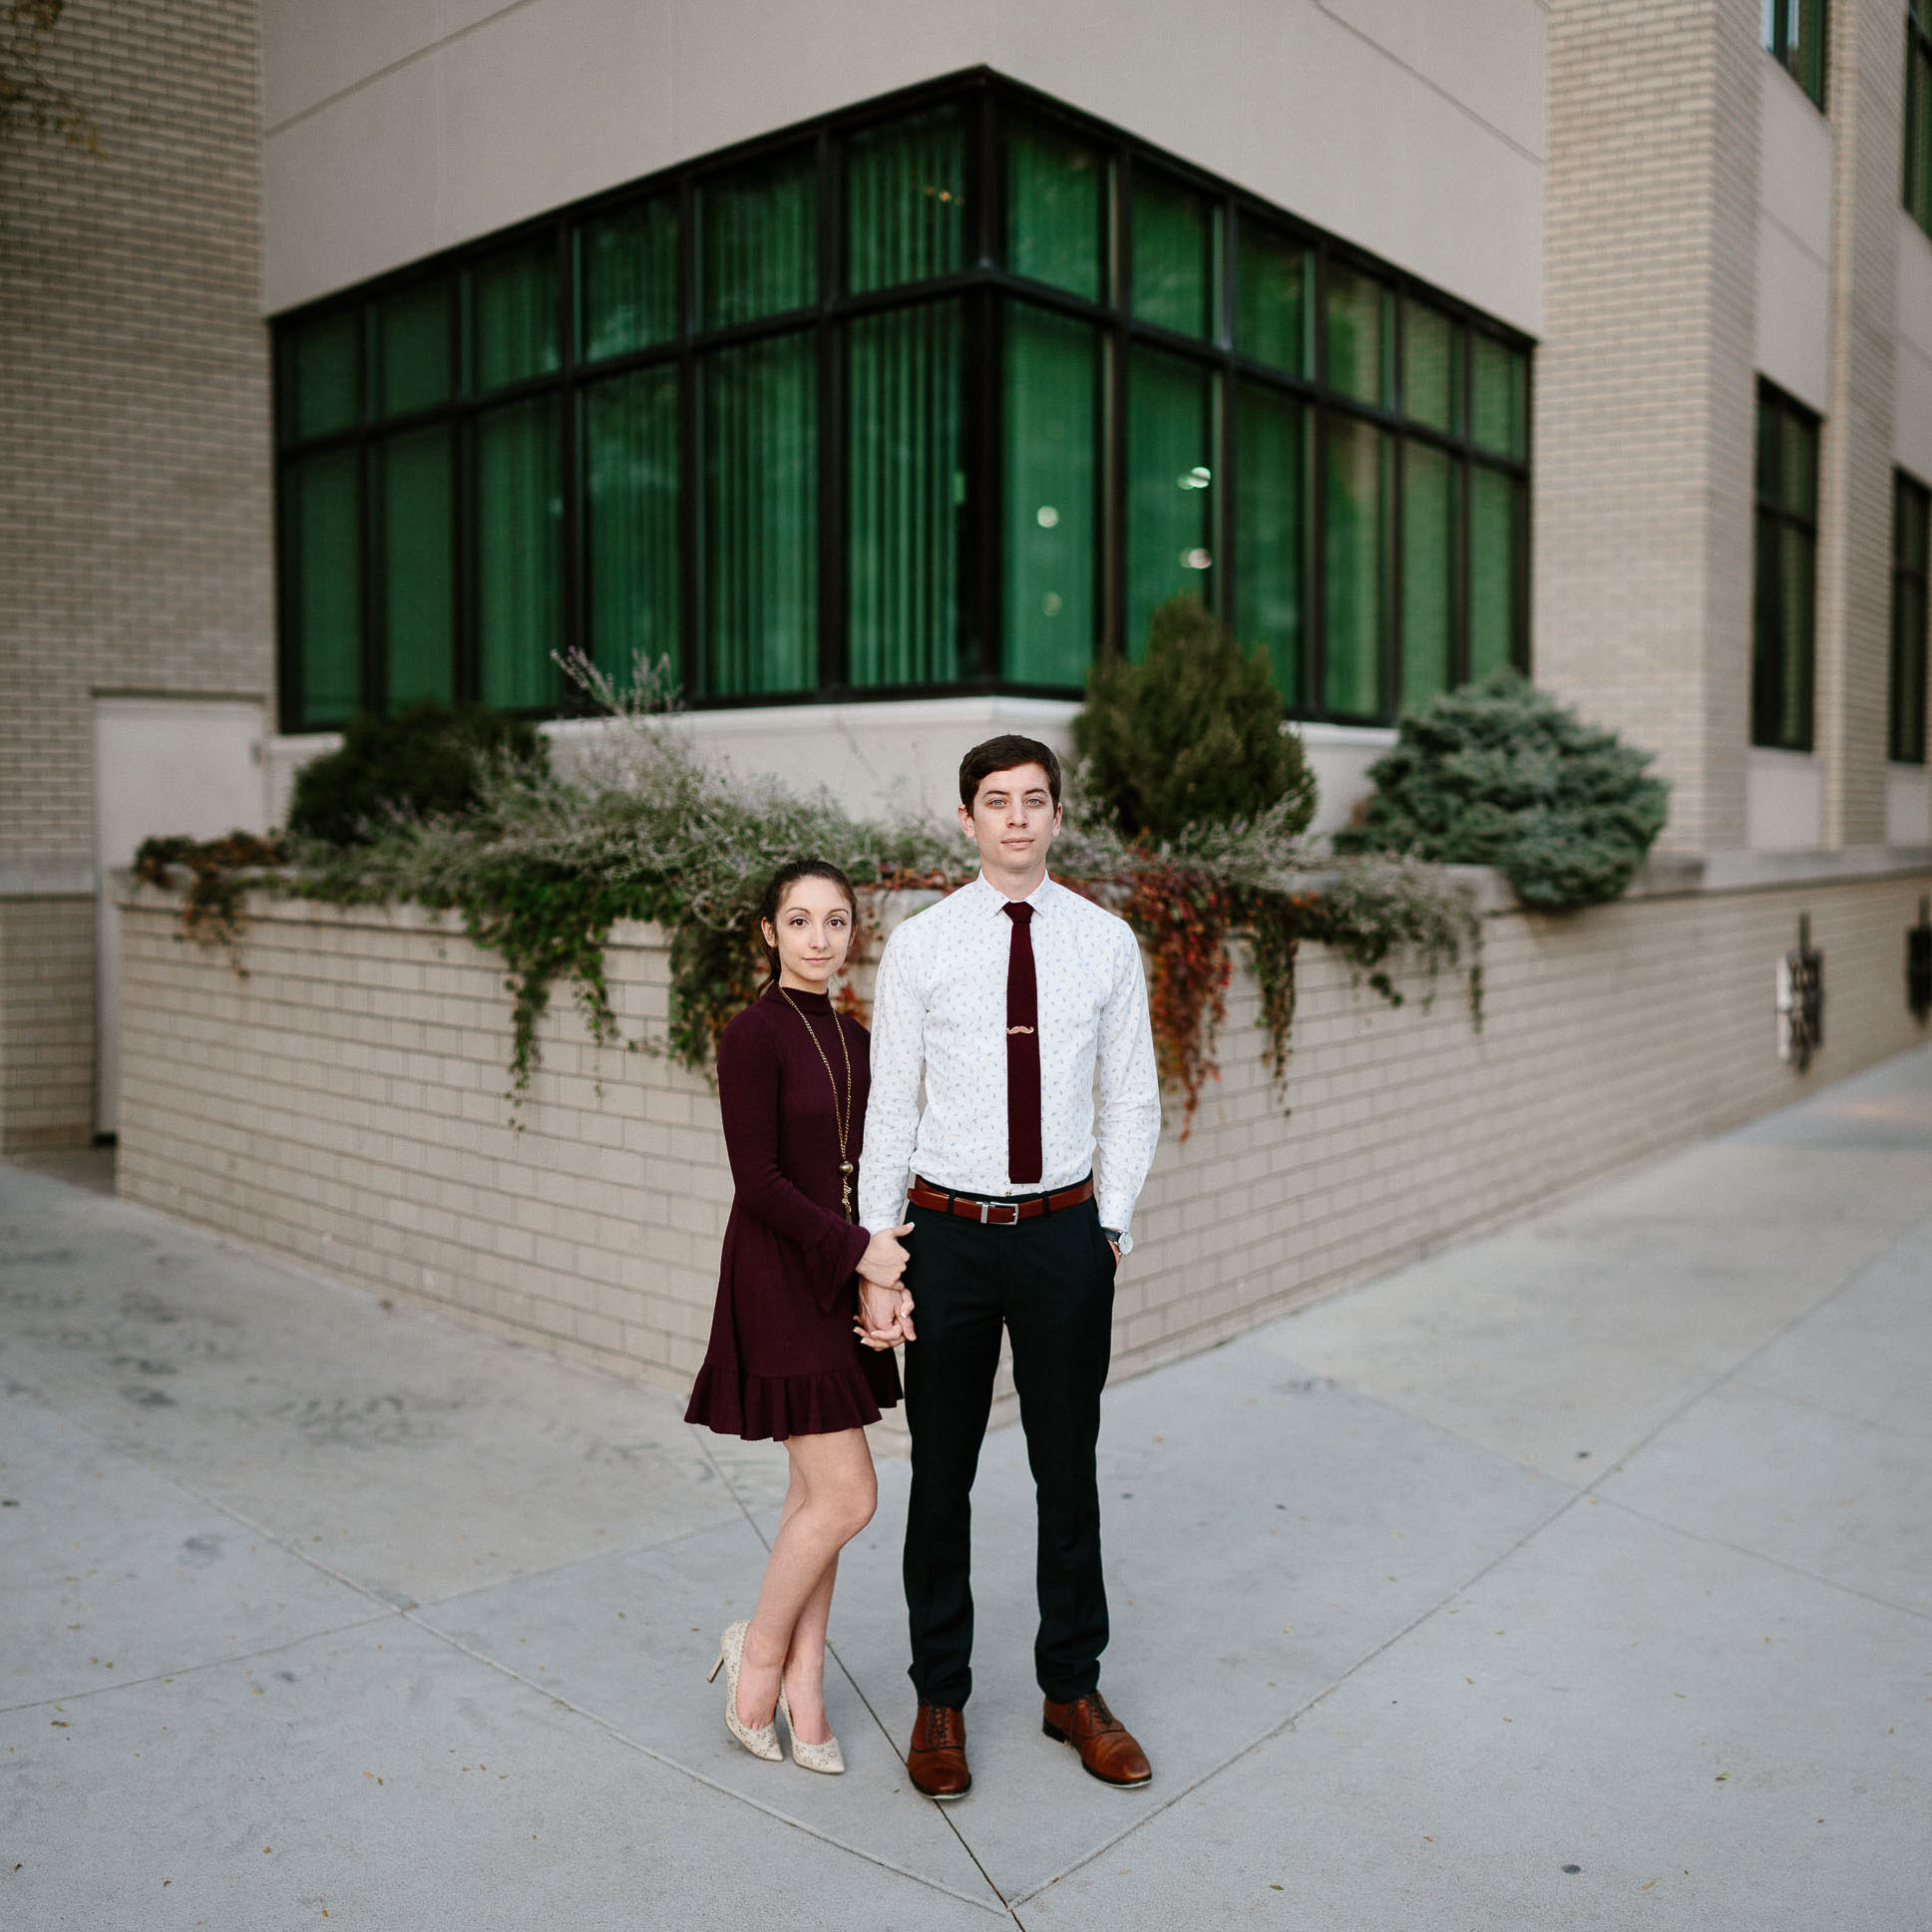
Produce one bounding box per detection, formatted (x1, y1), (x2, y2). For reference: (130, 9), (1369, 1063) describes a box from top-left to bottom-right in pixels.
(979, 1198), (1018, 1226)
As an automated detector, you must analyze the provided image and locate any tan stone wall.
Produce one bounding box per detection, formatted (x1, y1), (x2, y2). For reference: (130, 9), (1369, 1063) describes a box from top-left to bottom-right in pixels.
(117, 871), (1932, 1406)
(1536, 0), (1761, 853)
(0, 897), (96, 1152)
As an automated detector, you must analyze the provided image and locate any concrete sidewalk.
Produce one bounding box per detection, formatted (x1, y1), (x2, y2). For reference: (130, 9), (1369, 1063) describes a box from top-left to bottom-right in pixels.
(4, 1048), (1929, 1931)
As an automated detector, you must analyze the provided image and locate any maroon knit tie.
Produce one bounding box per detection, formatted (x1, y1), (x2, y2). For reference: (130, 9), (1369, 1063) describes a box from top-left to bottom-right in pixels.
(1002, 902), (1042, 1185)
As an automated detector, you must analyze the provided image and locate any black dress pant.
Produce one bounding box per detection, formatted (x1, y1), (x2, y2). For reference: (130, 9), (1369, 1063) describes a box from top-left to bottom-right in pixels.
(901, 1192), (1116, 1709)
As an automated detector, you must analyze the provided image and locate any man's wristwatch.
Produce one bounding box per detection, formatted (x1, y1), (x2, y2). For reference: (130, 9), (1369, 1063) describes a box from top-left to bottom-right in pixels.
(1100, 1226), (1132, 1256)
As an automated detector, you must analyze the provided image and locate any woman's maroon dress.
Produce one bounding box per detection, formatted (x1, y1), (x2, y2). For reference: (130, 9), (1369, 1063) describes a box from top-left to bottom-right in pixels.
(684, 984), (902, 1440)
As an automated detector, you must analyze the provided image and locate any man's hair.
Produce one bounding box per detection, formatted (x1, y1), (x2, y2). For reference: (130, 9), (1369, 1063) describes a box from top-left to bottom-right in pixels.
(959, 735), (1062, 811)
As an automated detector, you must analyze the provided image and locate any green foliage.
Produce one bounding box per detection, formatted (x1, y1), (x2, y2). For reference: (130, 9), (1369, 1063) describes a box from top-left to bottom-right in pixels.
(1339, 669), (1670, 912)
(1072, 594), (1317, 845)
(132, 831), (286, 963)
(285, 702), (548, 849)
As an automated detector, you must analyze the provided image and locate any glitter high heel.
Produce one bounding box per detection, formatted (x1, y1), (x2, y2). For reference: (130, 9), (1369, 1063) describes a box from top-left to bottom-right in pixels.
(707, 1620), (781, 1761)
(778, 1678), (845, 1774)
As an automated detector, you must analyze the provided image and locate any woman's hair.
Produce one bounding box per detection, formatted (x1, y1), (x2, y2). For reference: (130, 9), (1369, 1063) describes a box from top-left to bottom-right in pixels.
(756, 859), (859, 991)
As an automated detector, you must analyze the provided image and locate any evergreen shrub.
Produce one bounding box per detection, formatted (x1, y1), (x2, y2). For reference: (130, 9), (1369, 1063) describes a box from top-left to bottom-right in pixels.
(1338, 669), (1670, 911)
(1072, 593), (1317, 844)
(286, 701), (548, 848)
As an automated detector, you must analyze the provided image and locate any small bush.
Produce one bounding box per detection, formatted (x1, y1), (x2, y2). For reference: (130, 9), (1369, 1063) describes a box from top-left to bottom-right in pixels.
(1338, 669), (1670, 911)
(285, 702), (548, 848)
(1072, 594), (1317, 844)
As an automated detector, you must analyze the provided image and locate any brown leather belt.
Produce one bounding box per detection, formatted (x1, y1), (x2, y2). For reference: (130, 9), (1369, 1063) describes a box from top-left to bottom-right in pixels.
(907, 1176), (1094, 1226)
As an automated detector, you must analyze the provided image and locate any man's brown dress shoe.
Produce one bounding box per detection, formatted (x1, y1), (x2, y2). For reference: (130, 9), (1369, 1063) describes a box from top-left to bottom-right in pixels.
(1041, 1692), (1152, 1786)
(907, 1702), (971, 1799)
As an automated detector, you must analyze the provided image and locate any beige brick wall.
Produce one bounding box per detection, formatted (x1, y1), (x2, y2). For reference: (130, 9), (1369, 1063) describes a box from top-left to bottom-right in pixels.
(1536, 0), (1761, 853)
(116, 871), (1932, 1409)
(0, 0), (270, 1145)
(0, 896), (96, 1151)
(1815, 0), (1904, 845)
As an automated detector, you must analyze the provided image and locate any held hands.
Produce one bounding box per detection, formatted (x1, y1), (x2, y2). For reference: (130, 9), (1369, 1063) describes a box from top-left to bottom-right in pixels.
(854, 1223), (916, 1351)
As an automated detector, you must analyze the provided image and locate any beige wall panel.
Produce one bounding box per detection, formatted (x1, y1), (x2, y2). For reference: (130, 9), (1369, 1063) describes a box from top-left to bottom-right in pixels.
(1897, 218), (1932, 480)
(1755, 208), (1832, 409)
(1758, 59), (1834, 257)
(260, 0), (1544, 329)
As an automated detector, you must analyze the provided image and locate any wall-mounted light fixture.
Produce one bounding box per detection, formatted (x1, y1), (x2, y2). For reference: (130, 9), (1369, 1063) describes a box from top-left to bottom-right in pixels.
(1775, 913), (1823, 1070)
(1909, 897), (1931, 1025)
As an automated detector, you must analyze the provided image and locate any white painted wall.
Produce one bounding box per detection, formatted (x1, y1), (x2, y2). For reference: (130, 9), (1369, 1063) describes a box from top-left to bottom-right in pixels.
(92, 696), (269, 1134)
(1754, 59), (1833, 414)
(258, 0), (1545, 331)
(1897, 214), (1932, 483)
(1745, 744), (1823, 850)
(1888, 764), (1932, 846)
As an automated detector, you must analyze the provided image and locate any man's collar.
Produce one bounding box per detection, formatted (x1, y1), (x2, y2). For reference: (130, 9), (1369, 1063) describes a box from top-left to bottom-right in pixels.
(970, 869), (1056, 914)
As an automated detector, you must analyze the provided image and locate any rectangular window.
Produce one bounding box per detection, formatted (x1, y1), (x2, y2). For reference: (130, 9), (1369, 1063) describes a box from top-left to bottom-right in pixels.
(1126, 345), (1216, 657)
(1908, 0), (1932, 237)
(847, 301), (966, 686)
(1235, 220), (1308, 377)
(580, 196), (677, 361)
(1006, 114), (1104, 303)
(1467, 465), (1524, 681)
(472, 241), (559, 393)
(584, 367), (680, 687)
(1326, 262), (1391, 409)
(1234, 381), (1307, 707)
(1400, 441), (1458, 708)
(1003, 303), (1097, 685)
(1751, 381), (1820, 751)
(1324, 414), (1389, 717)
(375, 281), (451, 420)
(282, 448), (362, 725)
(279, 310), (359, 445)
(1131, 167), (1214, 341)
(377, 426), (455, 708)
(1764, 0), (1828, 109)
(1894, 470), (1931, 765)
(475, 396), (564, 710)
(698, 149), (816, 329)
(1403, 300), (1460, 436)
(1469, 334), (1527, 461)
(700, 334), (817, 695)
(847, 107), (968, 294)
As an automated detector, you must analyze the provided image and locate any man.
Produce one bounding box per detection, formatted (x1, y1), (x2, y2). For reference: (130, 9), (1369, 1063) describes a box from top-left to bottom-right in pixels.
(858, 734), (1162, 1798)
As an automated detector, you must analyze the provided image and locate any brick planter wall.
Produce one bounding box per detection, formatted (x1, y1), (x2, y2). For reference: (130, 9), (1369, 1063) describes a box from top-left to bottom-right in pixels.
(117, 863), (1932, 1412)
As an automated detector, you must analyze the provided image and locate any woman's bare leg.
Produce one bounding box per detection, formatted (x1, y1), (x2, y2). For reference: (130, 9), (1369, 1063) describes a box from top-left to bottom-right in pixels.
(735, 1427), (876, 1737)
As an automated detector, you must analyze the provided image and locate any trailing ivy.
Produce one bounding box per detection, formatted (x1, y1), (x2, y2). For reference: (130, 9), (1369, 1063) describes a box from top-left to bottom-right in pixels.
(136, 661), (1482, 1122)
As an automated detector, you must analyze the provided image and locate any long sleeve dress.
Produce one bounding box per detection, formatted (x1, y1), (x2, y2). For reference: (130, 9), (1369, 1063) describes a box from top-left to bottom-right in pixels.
(684, 984), (903, 1440)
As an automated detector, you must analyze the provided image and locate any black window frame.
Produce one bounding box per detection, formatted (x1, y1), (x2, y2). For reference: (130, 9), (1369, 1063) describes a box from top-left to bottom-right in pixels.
(1907, 0), (1932, 237)
(1893, 468), (1931, 767)
(1751, 377), (1821, 754)
(271, 67), (1533, 736)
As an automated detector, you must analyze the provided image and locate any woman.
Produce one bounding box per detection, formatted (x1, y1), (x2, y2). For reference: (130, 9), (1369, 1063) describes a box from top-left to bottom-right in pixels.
(686, 859), (915, 1773)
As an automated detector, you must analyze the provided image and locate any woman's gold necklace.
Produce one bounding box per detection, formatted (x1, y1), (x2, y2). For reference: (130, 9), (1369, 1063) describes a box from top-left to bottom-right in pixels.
(779, 985), (856, 1220)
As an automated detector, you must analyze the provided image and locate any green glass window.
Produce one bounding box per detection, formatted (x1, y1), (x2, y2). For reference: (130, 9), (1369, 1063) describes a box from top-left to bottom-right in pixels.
(1751, 383), (1818, 750)
(1467, 465), (1522, 681)
(1763, 0), (1827, 109)
(1234, 381), (1307, 707)
(1892, 470), (1930, 765)
(1327, 263), (1389, 408)
(1132, 168), (1214, 340)
(378, 426), (455, 708)
(476, 396), (564, 710)
(375, 282), (451, 420)
(1324, 414), (1388, 716)
(1236, 221), (1307, 375)
(847, 108), (968, 294)
(1006, 115), (1103, 303)
(1403, 300), (1459, 435)
(848, 302), (965, 687)
(1909, 1), (1932, 237)
(280, 309), (359, 444)
(700, 334), (817, 695)
(580, 196), (677, 361)
(1470, 335), (1526, 459)
(1127, 345), (1216, 657)
(698, 150), (816, 330)
(584, 367), (680, 687)
(1003, 304), (1097, 685)
(284, 447), (361, 723)
(472, 242), (559, 393)
(1401, 442), (1458, 708)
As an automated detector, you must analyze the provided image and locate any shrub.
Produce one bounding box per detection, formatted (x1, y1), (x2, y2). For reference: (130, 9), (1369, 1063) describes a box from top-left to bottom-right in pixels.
(285, 702), (548, 848)
(1338, 669), (1670, 911)
(1072, 593), (1317, 845)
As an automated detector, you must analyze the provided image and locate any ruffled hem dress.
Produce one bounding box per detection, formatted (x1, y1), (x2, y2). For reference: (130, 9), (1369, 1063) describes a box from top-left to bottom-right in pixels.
(684, 984), (902, 1441)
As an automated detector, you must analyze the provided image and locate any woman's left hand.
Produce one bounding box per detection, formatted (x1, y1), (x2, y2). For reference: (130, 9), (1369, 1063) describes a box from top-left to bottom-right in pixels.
(855, 1281), (914, 1350)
